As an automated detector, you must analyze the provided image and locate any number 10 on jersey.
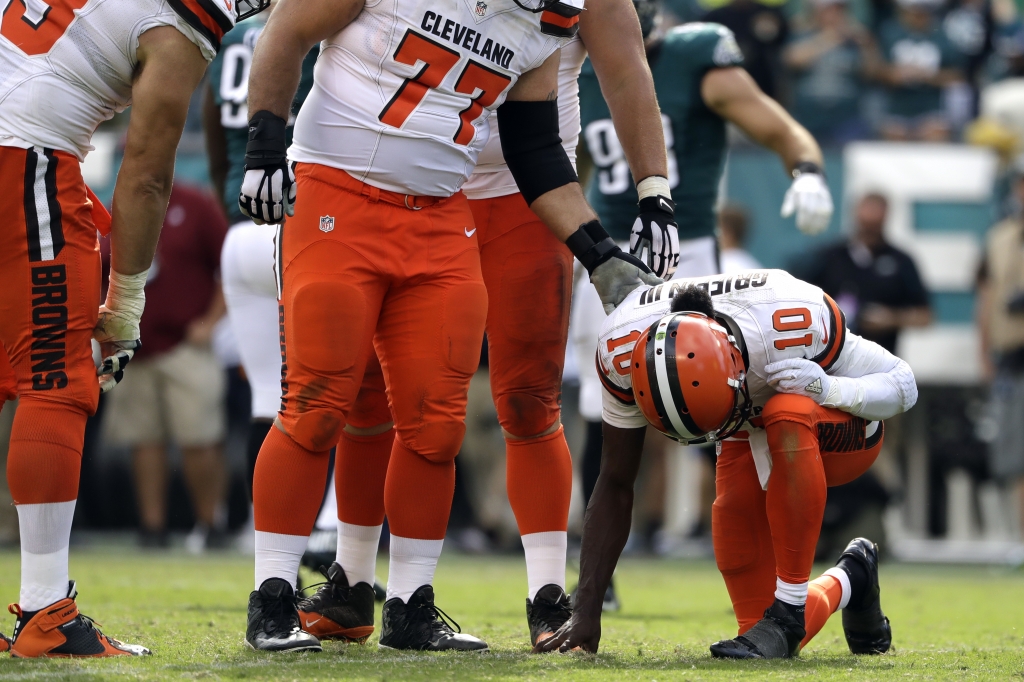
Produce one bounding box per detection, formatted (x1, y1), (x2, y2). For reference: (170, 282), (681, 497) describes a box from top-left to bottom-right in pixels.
(379, 30), (512, 145)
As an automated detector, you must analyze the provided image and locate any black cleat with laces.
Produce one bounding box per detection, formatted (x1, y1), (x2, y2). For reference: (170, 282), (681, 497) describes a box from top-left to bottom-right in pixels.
(379, 585), (488, 651)
(296, 563), (375, 642)
(246, 578), (322, 653)
(710, 599), (806, 660)
(837, 537), (892, 654)
(526, 584), (572, 648)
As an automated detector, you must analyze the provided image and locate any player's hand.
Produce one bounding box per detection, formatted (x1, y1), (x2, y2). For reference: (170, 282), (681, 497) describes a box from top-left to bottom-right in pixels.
(533, 611), (601, 654)
(94, 270), (147, 394)
(765, 357), (834, 405)
(591, 254), (663, 314)
(238, 111), (295, 225)
(630, 195), (680, 278)
(781, 167), (833, 236)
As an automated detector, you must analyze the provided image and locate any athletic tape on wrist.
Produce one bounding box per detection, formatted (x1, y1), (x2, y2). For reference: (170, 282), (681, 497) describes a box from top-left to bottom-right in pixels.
(105, 269), (148, 317)
(636, 176), (671, 201)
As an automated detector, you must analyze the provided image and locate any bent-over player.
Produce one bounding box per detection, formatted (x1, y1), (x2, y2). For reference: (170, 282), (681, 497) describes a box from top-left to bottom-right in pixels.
(540, 271), (917, 657)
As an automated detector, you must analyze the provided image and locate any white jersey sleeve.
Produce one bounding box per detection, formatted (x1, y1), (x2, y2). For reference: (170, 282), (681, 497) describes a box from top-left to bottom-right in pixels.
(289, 0), (570, 197)
(821, 332), (918, 421)
(461, 37), (586, 200)
(0, 0), (231, 160)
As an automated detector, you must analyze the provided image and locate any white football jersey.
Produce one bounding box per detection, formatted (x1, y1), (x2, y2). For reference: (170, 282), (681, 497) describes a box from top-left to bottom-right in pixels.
(598, 269), (901, 429)
(290, 0), (573, 197)
(462, 36), (586, 200)
(0, 0), (232, 160)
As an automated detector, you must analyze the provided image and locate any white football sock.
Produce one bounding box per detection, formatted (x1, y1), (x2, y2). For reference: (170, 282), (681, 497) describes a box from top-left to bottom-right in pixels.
(336, 521), (382, 586)
(18, 501), (76, 611)
(521, 531), (567, 600)
(775, 578), (809, 607)
(387, 535), (443, 602)
(823, 567), (852, 610)
(254, 531), (308, 590)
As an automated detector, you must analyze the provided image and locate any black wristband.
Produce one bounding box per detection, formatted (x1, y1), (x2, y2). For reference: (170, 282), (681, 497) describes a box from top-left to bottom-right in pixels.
(244, 110), (288, 168)
(792, 161), (824, 178)
(565, 220), (620, 274)
(638, 195), (675, 216)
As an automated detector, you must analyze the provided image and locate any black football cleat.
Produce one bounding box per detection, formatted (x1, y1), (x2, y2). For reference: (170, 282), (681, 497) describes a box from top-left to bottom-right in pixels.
(710, 599), (806, 660)
(300, 529), (337, 574)
(246, 578), (322, 653)
(837, 537), (892, 654)
(0, 630), (10, 654)
(379, 585), (488, 651)
(373, 580), (386, 603)
(296, 563), (375, 642)
(526, 584), (572, 648)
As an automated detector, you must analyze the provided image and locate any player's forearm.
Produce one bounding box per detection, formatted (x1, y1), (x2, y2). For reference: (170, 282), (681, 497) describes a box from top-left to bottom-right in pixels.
(828, 360), (918, 421)
(761, 118), (822, 174)
(574, 424), (646, 618)
(529, 183), (599, 242)
(581, 0), (667, 182)
(109, 168), (173, 275)
(247, 24), (310, 119)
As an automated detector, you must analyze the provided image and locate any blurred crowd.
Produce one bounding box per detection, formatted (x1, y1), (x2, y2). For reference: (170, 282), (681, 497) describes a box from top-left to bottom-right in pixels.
(2, 0), (1024, 559)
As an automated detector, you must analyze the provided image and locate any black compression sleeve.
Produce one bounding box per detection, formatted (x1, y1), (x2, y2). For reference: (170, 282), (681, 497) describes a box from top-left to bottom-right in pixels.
(497, 99), (578, 205)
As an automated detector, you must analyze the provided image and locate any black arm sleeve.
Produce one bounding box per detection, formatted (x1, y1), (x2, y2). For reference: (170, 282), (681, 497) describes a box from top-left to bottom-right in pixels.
(497, 99), (578, 205)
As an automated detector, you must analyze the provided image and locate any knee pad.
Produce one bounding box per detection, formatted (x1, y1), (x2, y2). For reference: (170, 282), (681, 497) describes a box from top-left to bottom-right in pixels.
(283, 406), (345, 453)
(495, 391), (559, 438)
(399, 421), (465, 464)
(760, 393), (818, 429)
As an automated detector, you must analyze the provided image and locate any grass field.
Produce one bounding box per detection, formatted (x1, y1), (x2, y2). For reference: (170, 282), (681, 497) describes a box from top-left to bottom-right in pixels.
(0, 549), (1022, 680)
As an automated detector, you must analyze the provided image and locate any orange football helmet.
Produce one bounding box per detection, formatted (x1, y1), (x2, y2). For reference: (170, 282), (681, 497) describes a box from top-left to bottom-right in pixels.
(630, 312), (750, 444)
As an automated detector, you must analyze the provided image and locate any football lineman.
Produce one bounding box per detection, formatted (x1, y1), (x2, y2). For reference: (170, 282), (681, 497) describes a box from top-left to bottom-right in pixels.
(0, 0), (247, 658)
(539, 272), (916, 657)
(240, 0), (662, 653)
(302, 0), (674, 652)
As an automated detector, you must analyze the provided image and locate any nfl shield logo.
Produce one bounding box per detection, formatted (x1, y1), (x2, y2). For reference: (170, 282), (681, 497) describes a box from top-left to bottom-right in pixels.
(319, 215), (335, 233)
(475, 0), (487, 16)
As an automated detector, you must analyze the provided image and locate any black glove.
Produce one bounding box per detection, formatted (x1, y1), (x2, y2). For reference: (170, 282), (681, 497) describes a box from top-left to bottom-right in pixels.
(630, 195), (679, 278)
(238, 111), (296, 225)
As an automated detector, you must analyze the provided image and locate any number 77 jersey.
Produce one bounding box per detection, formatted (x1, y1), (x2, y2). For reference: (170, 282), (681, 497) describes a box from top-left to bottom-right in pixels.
(289, 0), (574, 197)
(597, 269), (855, 428)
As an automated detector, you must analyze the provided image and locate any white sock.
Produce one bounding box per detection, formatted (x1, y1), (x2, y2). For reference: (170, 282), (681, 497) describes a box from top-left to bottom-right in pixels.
(775, 578), (809, 607)
(521, 531), (567, 600)
(823, 567), (852, 610)
(254, 531), (308, 590)
(18, 501), (76, 611)
(336, 521), (382, 586)
(387, 535), (443, 602)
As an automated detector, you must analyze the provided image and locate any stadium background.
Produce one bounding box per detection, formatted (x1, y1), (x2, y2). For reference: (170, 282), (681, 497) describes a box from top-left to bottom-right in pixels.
(3, 0), (1024, 673)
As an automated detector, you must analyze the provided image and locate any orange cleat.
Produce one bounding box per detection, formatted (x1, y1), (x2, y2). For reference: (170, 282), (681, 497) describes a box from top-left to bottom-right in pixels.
(8, 582), (150, 658)
(0, 630), (10, 653)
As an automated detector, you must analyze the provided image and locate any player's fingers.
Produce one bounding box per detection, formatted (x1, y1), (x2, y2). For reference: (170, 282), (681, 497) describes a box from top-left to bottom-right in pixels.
(780, 188), (796, 218)
(535, 630), (567, 653)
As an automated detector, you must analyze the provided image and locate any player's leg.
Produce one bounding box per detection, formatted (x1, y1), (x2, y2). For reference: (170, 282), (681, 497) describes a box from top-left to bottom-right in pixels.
(219, 222), (281, 496)
(247, 164), (386, 653)
(798, 405), (889, 653)
(471, 194), (574, 646)
(374, 195), (489, 651)
(709, 440), (776, 636)
(1, 146), (146, 657)
(297, 348), (391, 642)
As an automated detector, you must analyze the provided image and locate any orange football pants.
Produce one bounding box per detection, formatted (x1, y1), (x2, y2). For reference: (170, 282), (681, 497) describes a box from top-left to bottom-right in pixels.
(254, 163), (487, 541)
(333, 192), (575, 537)
(713, 394), (884, 637)
(0, 145), (100, 506)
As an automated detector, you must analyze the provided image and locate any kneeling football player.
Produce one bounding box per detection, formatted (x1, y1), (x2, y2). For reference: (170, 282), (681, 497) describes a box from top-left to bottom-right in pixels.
(537, 271), (917, 657)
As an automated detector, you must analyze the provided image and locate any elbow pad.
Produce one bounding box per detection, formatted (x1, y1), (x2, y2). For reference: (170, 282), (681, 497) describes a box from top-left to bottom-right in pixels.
(497, 99), (577, 205)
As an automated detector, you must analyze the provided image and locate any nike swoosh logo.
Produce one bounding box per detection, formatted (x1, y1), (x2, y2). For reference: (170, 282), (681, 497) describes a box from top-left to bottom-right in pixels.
(464, 227), (477, 237)
(820, 314), (829, 346)
(305, 618), (321, 627)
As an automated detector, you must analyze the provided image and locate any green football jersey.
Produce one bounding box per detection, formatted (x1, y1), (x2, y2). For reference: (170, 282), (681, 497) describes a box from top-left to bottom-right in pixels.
(579, 23), (744, 242)
(208, 19), (318, 223)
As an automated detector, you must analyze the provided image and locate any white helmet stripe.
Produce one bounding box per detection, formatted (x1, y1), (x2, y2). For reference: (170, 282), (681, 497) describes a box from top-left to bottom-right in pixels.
(652, 318), (694, 439)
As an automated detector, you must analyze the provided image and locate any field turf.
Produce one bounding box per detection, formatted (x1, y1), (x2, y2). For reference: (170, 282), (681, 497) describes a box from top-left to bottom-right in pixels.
(0, 548), (1022, 680)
